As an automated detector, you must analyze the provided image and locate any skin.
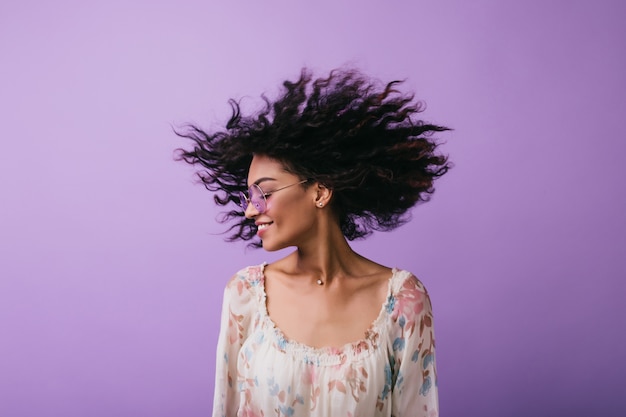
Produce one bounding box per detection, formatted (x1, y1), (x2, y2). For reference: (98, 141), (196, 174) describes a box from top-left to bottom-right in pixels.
(244, 154), (393, 348)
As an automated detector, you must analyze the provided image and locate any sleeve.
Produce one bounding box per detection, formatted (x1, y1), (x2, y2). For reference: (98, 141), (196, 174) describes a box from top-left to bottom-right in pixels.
(212, 270), (254, 417)
(390, 275), (438, 417)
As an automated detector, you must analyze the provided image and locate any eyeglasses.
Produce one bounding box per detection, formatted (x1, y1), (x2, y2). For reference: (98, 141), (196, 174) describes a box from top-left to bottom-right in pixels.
(239, 179), (308, 214)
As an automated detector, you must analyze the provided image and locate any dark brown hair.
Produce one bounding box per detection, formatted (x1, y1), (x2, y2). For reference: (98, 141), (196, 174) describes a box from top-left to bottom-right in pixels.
(176, 68), (451, 246)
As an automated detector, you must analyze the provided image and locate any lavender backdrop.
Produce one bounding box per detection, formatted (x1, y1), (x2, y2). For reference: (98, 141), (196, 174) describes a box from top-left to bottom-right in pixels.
(1, 1), (624, 416)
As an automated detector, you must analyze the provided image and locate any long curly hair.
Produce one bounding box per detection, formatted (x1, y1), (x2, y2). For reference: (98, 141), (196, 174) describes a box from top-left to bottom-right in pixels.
(175, 68), (451, 245)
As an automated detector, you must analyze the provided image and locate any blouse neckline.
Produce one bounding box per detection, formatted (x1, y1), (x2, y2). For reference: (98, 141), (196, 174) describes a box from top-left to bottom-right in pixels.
(254, 263), (401, 366)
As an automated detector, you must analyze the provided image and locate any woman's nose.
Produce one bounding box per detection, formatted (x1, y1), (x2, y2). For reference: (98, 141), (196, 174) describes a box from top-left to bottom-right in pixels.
(244, 202), (260, 219)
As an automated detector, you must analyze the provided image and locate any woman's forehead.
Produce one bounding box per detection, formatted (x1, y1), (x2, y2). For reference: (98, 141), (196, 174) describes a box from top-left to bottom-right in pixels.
(247, 155), (291, 185)
(249, 154), (280, 174)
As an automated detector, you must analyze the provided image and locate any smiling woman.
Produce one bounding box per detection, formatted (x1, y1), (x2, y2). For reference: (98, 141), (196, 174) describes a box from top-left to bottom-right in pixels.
(176, 68), (451, 417)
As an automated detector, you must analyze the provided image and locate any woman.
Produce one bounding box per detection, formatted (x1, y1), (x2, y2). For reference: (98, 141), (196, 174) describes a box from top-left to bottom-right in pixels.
(177, 68), (450, 417)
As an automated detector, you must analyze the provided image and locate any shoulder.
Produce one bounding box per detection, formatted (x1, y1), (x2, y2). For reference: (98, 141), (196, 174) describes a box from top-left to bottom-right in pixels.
(389, 269), (431, 303)
(223, 264), (266, 303)
(387, 270), (434, 332)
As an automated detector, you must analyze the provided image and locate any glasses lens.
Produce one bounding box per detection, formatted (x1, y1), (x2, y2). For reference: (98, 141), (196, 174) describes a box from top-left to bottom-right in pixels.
(240, 191), (250, 211)
(249, 184), (266, 213)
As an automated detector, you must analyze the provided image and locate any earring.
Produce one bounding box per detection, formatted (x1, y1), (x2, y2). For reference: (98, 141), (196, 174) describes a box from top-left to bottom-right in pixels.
(317, 202), (323, 207)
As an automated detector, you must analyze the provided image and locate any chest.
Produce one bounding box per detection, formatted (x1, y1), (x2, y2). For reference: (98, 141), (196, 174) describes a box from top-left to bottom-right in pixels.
(265, 287), (384, 348)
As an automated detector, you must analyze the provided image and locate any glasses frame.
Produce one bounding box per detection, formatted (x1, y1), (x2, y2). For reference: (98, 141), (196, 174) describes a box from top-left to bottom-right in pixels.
(239, 179), (308, 214)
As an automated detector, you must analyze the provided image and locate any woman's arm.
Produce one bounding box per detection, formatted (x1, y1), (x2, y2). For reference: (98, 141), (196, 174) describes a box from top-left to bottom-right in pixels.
(212, 271), (254, 417)
(390, 275), (438, 417)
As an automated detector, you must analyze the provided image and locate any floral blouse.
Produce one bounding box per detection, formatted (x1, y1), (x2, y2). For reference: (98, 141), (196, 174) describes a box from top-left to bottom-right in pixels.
(212, 264), (438, 417)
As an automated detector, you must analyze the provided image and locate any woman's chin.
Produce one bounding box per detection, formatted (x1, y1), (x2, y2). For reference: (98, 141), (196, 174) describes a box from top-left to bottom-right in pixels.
(261, 242), (279, 252)
(261, 239), (288, 252)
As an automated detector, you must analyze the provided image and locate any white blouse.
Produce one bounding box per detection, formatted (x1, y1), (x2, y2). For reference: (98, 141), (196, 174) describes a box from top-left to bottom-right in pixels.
(212, 264), (438, 417)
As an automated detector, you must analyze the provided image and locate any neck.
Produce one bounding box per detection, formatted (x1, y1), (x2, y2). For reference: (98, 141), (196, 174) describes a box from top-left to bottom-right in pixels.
(289, 223), (363, 285)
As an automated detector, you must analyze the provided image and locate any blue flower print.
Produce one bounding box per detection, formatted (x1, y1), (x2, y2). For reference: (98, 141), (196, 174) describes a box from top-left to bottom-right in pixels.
(419, 375), (432, 396)
(385, 295), (396, 314)
(268, 377), (279, 396)
(392, 337), (405, 352)
(303, 355), (320, 366)
(395, 371), (404, 391)
(380, 364), (392, 400)
(278, 405), (295, 416)
(243, 346), (253, 360)
(423, 352), (434, 369)
(276, 333), (288, 351)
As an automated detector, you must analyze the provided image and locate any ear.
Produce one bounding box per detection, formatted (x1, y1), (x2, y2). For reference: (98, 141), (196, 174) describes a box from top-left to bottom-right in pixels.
(313, 183), (332, 208)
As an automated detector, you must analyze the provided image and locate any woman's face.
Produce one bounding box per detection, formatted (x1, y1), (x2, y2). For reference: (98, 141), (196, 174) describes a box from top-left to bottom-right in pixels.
(244, 154), (319, 251)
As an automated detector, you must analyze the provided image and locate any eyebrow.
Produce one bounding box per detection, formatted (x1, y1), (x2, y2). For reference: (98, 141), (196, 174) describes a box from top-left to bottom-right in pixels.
(249, 177), (276, 187)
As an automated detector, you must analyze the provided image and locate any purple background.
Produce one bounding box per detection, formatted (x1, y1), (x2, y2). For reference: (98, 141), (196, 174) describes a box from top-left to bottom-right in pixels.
(1, 1), (625, 416)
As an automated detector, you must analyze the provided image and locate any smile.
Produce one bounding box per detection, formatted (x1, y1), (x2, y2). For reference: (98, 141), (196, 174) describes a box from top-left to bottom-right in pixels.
(257, 222), (273, 231)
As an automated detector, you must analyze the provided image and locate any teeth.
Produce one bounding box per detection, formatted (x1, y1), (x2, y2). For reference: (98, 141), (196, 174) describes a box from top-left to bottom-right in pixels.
(257, 223), (271, 230)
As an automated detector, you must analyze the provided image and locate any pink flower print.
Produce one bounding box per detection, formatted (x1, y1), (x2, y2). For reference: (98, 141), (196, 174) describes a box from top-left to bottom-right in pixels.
(419, 312), (433, 338)
(391, 278), (425, 336)
(328, 379), (347, 394)
(240, 404), (264, 417)
(364, 328), (380, 348)
(301, 365), (321, 411)
(227, 308), (246, 344)
(236, 278), (245, 295)
(310, 385), (321, 411)
(343, 364), (368, 402)
(328, 346), (342, 355)
(424, 405), (438, 417)
(301, 364), (318, 386)
(327, 349), (347, 371)
(353, 340), (370, 355)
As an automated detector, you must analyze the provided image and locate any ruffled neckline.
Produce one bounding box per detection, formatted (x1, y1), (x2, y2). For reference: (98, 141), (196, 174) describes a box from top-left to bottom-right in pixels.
(253, 262), (403, 366)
